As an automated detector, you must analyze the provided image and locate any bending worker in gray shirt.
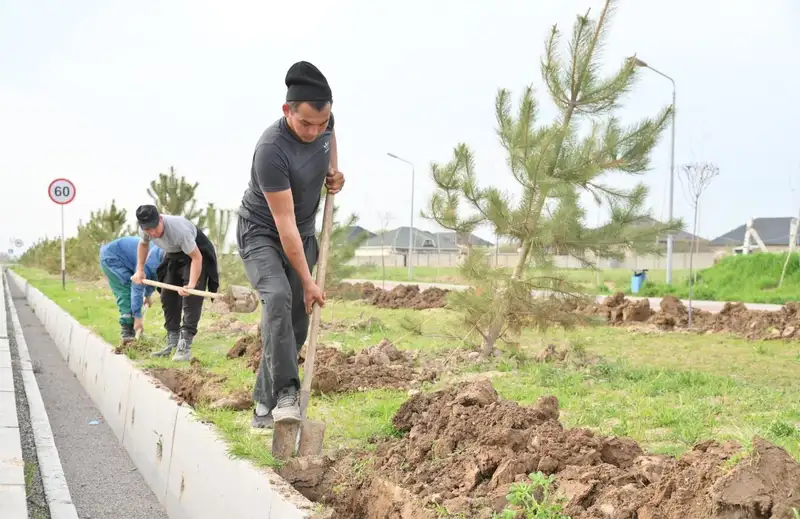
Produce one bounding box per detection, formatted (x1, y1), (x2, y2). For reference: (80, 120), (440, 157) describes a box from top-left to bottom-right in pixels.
(132, 205), (220, 362)
(237, 61), (345, 428)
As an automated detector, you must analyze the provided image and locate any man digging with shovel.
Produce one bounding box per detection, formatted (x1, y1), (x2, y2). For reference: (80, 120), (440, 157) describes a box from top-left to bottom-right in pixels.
(237, 61), (344, 430)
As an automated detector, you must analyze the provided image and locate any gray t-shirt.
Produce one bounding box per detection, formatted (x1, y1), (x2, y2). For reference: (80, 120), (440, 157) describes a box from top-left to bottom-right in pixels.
(238, 114), (334, 237)
(140, 214), (197, 254)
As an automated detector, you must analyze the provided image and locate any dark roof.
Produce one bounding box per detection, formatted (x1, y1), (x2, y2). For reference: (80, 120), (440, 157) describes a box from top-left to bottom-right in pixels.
(345, 226), (375, 242)
(631, 216), (705, 243)
(434, 232), (494, 247)
(363, 227), (459, 250)
(710, 217), (799, 246)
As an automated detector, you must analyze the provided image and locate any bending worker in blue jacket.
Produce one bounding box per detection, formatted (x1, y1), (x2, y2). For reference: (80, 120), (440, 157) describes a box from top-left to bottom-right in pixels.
(100, 236), (165, 344)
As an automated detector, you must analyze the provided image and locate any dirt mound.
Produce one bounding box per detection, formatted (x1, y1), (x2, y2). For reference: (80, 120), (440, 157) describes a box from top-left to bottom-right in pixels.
(308, 339), (438, 393)
(298, 380), (800, 519)
(579, 292), (800, 340)
(226, 331), (262, 371)
(327, 281), (449, 309)
(149, 359), (252, 411)
(207, 313), (256, 334)
(370, 284), (449, 310)
(574, 291), (654, 324)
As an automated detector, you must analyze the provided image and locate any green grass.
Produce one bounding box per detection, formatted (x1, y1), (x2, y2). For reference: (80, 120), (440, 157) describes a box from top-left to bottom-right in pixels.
(12, 265), (800, 469)
(357, 253), (800, 305)
(640, 252), (800, 304)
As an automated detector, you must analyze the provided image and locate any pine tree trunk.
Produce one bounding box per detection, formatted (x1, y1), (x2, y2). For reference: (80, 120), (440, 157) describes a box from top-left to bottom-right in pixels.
(481, 240), (532, 356)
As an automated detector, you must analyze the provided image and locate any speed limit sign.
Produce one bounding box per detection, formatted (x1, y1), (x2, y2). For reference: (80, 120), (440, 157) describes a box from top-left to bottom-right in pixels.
(48, 178), (76, 205)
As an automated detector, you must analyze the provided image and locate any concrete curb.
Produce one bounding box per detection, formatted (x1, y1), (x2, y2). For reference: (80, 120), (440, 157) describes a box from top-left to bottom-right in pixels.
(4, 273), (79, 519)
(0, 272), (28, 518)
(5, 270), (314, 519)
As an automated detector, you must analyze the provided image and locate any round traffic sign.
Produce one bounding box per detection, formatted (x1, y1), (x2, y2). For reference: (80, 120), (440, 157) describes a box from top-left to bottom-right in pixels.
(48, 178), (76, 205)
(13, 239), (23, 248)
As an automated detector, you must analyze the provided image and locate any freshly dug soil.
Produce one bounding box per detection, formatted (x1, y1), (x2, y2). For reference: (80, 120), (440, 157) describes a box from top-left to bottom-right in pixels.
(208, 313), (257, 334)
(149, 359), (252, 411)
(328, 282), (449, 310)
(226, 331), (262, 371)
(306, 339), (438, 394)
(291, 380), (800, 519)
(227, 328), (437, 393)
(575, 292), (800, 340)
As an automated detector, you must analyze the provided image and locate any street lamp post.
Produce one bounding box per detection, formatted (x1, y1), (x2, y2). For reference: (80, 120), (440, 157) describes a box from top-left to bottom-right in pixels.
(387, 152), (416, 280)
(631, 56), (677, 285)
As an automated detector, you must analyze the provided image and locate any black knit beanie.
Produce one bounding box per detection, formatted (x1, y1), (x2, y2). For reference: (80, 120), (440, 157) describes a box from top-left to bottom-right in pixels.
(285, 61), (332, 103)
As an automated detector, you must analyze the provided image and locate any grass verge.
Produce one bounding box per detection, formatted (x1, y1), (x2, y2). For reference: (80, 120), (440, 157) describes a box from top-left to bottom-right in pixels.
(12, 266), (800, 471)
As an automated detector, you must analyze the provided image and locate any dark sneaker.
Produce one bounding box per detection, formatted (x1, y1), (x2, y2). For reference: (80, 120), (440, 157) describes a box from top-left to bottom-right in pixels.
(151, 330), (180, 358)
(272, 386), (301, 424)
(120, 323), (135, 345)
(251, 411), (274, 431)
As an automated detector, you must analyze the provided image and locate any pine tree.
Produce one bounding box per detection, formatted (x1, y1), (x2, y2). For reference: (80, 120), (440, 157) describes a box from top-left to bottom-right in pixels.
(204, 202), (232, 253)
(204, 202), (233, 275)
(423, 0), (683, 355)
(147, 166), (206, 228)
(80, 199), (129, 244)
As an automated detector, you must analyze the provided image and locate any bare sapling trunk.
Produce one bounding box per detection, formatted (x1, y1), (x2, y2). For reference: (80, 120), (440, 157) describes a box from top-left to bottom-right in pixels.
(680, 162), (719, 328)
(482, 239), (532, 355)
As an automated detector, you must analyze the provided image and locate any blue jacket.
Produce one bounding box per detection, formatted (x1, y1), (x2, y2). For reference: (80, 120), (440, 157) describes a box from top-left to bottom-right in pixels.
(99, 236), (164, 319)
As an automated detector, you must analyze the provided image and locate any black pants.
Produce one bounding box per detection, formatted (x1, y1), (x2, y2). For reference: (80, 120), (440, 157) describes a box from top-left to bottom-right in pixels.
(236, 216), (318, 410)
(161, 257), (207, 338)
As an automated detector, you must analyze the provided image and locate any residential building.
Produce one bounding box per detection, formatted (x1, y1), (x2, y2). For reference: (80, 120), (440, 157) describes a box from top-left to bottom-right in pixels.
(356, 227), (458, 256)
(710, 217), (799, 253)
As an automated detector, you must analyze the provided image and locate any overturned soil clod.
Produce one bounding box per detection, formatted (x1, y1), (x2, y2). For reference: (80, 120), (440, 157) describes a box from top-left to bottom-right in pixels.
(298, 379), (800, 519)
(226, 331), (262, 371)
(328, 282), (449, 310)
(304, 339), (438, 393)
(574, 292), (800, 340)
(149, 359), (252, 411)
(226, 329), (438, 392)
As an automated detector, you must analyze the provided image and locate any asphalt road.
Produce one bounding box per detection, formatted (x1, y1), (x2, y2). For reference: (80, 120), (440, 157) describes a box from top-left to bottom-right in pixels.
(9, 282), (168, 519)
(343, 278), (785, 313)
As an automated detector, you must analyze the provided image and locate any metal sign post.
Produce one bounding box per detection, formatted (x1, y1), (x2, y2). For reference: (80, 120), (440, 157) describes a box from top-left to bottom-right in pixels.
(48, 178), (77, 289)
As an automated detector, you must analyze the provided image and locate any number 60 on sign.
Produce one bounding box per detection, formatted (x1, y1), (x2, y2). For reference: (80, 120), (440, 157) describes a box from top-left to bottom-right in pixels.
(49, 178), (76, 205)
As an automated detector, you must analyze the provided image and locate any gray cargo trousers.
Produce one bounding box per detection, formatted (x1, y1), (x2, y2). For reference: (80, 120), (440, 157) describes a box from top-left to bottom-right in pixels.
(236, 216), (319, 411)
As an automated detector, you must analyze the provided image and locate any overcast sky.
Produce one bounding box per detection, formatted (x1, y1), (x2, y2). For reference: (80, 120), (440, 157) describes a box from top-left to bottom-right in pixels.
(2, 0), (798, 253)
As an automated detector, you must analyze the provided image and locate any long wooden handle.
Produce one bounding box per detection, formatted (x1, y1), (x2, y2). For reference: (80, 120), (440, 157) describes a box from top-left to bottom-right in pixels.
(299, 192), (335, 418)
(138, 278), (222, 299)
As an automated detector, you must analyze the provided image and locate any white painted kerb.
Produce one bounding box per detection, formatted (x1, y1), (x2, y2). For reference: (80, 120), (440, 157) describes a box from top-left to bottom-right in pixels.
(5, 270), (314, 519)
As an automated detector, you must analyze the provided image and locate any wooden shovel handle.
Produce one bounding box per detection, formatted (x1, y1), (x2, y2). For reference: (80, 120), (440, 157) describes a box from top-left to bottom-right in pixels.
(138, 278), (222, 299)
(299, 192), (335, 418)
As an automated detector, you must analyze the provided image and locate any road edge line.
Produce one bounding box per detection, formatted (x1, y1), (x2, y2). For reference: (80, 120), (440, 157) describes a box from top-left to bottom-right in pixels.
(3, 270), (79, 519)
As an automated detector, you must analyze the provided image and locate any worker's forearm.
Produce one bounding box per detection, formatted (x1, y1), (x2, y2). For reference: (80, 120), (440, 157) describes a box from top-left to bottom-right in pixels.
(136, 242), (148, 271)
(278, 226), (313, 285)
(188, 256), (202, 288)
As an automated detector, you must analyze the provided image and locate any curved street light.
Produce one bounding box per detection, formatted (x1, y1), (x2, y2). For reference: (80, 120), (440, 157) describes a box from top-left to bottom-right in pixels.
(387, 152), (416, 280)
(629, 56), (677, 285)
